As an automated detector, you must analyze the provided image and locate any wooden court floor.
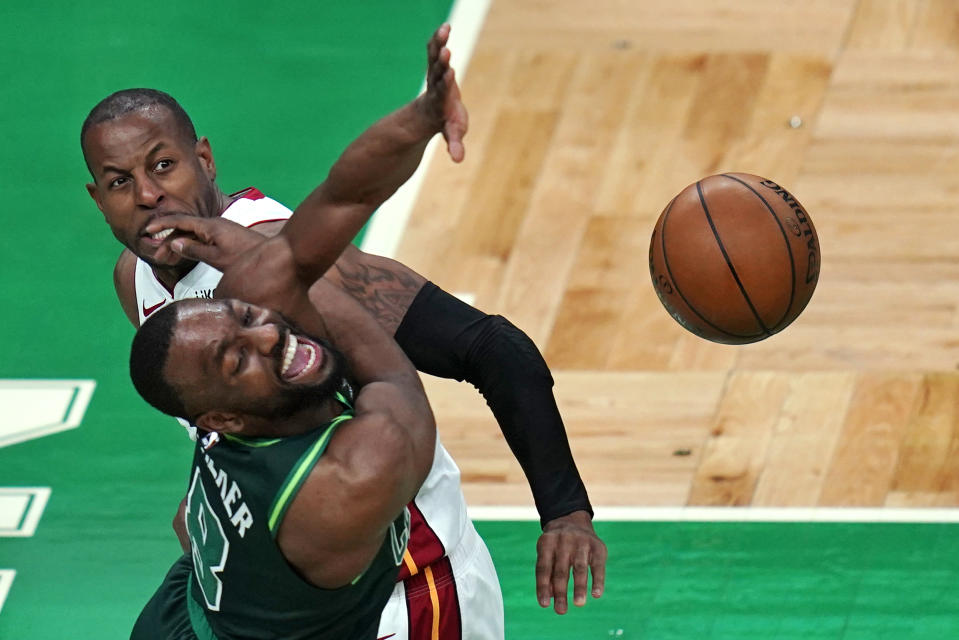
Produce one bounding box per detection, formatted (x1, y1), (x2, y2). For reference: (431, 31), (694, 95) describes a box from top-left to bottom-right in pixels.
(395, 0), (959, 509)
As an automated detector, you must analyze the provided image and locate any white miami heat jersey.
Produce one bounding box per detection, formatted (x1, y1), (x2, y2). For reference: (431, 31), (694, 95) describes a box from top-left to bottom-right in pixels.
(132, 187), (472, 577)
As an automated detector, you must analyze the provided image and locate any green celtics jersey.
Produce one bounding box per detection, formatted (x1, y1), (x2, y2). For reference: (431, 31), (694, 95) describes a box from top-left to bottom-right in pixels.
(179, 404), (410, 639)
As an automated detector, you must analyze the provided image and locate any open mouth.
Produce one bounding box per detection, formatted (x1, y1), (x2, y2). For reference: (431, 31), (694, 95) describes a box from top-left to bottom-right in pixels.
(279, 333), (324, 382)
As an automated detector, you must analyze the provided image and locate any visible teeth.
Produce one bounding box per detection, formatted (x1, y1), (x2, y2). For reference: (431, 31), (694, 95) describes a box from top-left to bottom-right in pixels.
(280, 334), (317, 380)
(281, 334), (298, 376)
(151, 228), (173, 241)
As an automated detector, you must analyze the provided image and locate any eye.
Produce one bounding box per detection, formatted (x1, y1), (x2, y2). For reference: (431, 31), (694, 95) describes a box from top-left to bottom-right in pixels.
(154, 159), (174, 172)
(242, 307), (253, 326)
(234, 347), (246, 375)
(109, 176), (129, 189)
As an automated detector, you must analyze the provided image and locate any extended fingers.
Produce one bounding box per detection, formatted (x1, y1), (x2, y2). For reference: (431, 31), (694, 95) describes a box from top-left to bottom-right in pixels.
(571, 545), (590, 606)
(428, 47), (452, 92)
(427, 23), (451, 64)
(535, 536), (556, 609)
(590, 540), (608, 599)
(442, 69), (467, 162)
(550, 552), (572, 614)
(536, 527), (609, 614)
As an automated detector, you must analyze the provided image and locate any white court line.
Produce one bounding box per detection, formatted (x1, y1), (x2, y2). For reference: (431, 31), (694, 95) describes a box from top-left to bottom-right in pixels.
(0, 379), (96, 448)
(0, 570), (14, 615)
(0, 487), (51, 537)
(360, 0), (492, 259)
(468, 505), (959, 523)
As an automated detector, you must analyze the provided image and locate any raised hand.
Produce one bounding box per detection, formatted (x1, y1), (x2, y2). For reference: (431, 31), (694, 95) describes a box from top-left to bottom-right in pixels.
(535, 510), (607, 614)
(417, 22), (468, 162)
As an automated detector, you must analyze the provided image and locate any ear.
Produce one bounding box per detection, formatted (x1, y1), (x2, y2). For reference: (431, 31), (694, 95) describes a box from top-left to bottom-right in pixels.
(195, 136), (216, 181)
(86, 182), (104, 211)
(195, 410), (244, 434)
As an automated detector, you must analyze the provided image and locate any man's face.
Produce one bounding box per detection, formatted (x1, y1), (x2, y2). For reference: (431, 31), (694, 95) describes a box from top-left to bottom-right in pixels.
(84, 106), (221, 269)
(164, 299), (345, 432)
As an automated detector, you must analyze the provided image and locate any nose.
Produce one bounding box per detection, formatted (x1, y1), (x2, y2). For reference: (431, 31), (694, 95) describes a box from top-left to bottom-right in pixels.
(134, 173), (165, 208)
(244, 323), (282, 356)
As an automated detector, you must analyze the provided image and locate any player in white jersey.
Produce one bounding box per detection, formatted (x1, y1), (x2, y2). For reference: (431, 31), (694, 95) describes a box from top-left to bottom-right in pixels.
(82, 24), (606, 638)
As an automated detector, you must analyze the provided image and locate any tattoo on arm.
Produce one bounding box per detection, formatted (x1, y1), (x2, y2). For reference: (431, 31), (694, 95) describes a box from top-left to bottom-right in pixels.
(332, 260), (423, 336)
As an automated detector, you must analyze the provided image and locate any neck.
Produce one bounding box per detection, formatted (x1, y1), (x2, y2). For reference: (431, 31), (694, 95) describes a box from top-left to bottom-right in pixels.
(212, 186), (234, 219)
(152, 260), (200, 292)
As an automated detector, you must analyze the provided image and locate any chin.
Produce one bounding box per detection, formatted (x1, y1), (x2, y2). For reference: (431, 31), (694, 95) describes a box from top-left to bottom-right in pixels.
(143, 250), (193, 270)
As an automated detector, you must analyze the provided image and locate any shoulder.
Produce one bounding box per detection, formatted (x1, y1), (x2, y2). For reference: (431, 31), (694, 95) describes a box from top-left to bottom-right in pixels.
(249, 219), (286, 238)
(276, 407), (417, 586)
(221, 190), (292, 235)
(113, 249), (139, 326)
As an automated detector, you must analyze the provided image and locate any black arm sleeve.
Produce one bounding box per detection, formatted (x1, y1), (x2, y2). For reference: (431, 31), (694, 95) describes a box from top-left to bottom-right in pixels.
(394, 281), (593, 528)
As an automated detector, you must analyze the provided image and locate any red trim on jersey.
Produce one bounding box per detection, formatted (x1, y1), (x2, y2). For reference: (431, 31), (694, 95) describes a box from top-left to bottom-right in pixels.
(228, 186), (265, 200)
(404, 557), (463, 640)
(150, 270), (177, 297)
(247, 218), (289, 229)
(397, 501), (447, 582)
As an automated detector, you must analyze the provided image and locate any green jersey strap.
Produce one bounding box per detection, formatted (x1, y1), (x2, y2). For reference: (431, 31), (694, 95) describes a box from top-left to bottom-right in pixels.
(334, 389), (353, 410)
(267, 412), (353, 536)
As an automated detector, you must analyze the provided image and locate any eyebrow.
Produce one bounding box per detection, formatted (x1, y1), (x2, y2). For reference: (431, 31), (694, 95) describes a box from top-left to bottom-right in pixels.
(208, 304), (240, 375)
(99, 163), (127, 178)
(98, 143), (168, 178)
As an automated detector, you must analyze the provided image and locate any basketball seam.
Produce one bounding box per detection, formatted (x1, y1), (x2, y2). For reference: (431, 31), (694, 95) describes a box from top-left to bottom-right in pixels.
(660, 192), (764, 341)
(720, 173), (797, 331)
(695, 180), (771, 337)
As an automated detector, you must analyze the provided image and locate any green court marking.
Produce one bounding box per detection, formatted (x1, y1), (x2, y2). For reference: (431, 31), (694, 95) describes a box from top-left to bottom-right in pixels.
(13, 493), (34, 533)
(476, 520), (959, 640)
(60, 386), (80, 426)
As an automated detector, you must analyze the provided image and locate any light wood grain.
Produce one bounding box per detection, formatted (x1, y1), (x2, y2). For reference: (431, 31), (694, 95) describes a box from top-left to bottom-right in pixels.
(395, 0), (959, 509)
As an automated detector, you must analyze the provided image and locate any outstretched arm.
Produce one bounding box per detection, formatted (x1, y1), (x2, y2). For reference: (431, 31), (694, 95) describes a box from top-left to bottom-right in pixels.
(283, 23), (467, 281)
(393, 281), (607, 614)
(144, 23), (466, 282)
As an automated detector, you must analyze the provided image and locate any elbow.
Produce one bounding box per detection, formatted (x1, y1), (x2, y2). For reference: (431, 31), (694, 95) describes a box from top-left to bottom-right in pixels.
(467, 315), (554, 386)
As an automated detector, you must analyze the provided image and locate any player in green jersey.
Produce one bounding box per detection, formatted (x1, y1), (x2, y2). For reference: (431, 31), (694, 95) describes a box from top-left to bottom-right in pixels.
(129, 179), (436, 638)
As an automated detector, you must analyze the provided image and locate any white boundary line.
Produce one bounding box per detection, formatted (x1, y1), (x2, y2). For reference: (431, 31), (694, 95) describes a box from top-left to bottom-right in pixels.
(468, 505), (959, 523)
(63, 380), (96, 431)
(0, 487), (52, 537)
(0, 570), (14, 615)
(0, 379), (96, 448)
(360, 0), (492, 258)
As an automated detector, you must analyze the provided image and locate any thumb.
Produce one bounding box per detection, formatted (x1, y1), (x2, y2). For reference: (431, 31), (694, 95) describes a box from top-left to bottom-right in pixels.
(447, 138), (465, 163)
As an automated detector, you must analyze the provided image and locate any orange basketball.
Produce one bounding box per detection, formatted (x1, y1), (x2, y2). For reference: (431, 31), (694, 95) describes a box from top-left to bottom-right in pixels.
(648, 173), (820, 344)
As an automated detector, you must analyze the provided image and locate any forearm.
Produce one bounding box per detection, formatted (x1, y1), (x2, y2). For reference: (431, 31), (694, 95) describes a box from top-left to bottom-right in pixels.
(323, 98), (441, 207)
(394, 283), (593, 526)
(283, 99), (441, 280)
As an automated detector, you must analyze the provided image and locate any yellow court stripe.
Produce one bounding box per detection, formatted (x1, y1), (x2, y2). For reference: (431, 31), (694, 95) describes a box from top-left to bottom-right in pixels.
(403, 549), (418, 577)
(424, 565), (440, 640)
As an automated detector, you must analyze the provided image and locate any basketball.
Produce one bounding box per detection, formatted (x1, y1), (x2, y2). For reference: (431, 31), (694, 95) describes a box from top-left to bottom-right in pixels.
(648, 173), (820, 345)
